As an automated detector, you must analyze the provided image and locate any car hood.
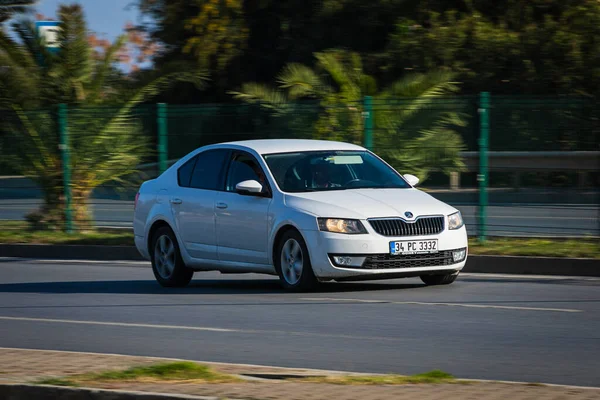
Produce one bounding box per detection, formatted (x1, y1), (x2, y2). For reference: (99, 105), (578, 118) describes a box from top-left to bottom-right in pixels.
(284, 188), (457, 219)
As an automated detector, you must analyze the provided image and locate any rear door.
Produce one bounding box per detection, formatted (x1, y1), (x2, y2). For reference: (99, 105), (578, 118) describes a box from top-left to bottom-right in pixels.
(171, 149), (229, 260)
(215, 151), (272, 265)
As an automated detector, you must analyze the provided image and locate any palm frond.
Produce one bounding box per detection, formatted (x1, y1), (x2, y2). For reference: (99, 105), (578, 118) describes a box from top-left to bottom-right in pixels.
(54, 4), (93, 101)
(94, 69), (208, 146)
(314, 50), (361, 102)
(0, 51), (39, 106)
(10, 105), (56, 174)
(379, 70), (460, 124)
(229, 83), (289, 114)
(276, 63), (327, 99)
(382, 70), (459, 97)
(0, 25), (36, 70)
(0, 0), (36, 23)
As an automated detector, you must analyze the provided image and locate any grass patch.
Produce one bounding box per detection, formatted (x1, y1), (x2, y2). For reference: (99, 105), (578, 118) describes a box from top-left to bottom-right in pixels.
(0, 221), (133, 246)
(297, 370), (456, 385)
(37, 378), (80, 387)
(37, 362), (240, 385)
(468, 237), (600, 259)
(90, 362), (237, 382)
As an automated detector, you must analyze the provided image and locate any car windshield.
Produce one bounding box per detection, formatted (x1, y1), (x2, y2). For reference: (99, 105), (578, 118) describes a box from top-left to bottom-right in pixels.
(263, 150), (411, 193)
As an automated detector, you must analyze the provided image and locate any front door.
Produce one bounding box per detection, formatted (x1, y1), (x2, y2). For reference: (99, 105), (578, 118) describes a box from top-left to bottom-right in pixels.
(215, 151), (272, 265)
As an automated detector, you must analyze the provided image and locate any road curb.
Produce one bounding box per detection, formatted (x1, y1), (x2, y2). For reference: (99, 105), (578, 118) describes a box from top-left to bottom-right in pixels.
(0, 244), (598, 276)
(0, 384), (223, 400)
(0, 244), (145, 261)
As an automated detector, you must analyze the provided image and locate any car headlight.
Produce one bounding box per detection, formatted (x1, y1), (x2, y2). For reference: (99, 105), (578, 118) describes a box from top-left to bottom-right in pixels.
(317, 218), (367, 234)
(448, 211), (464, 230)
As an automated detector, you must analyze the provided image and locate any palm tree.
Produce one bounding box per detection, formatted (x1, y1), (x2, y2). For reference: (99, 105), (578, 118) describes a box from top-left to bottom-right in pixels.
(0, 4), (207, 230)
(0, 0), (36, 23)
(231, 49), (466, 182)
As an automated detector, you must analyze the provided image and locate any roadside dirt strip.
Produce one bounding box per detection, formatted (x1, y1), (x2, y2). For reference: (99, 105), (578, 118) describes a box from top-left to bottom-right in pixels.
(1, 348), (599, 400)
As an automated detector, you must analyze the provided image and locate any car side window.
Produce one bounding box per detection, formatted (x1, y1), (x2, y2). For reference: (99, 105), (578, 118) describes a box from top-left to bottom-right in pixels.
(225, 153), (268, 193)
(177, 156), (197, 187)
(189, 149), (229, 190)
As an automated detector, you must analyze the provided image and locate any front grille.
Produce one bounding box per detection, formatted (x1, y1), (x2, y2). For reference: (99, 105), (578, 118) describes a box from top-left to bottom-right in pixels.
(358, 251), (455, 270)
(369, 216), (444, 237)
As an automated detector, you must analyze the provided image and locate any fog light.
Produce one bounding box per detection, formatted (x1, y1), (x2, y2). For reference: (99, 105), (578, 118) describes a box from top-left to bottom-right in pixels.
(331, 255), (366, 267)
(452, 249), (467, 263)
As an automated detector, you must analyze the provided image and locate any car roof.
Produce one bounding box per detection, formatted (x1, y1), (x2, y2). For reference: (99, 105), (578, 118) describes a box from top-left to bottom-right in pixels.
(210, 139), (365, 155)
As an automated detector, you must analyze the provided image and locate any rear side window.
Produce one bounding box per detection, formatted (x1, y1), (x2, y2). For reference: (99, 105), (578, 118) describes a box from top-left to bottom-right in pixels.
(177, 156), (197, 187)
(190, 149), (229, 190)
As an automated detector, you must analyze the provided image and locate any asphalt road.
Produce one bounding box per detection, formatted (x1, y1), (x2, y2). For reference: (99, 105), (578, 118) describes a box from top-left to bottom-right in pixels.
(0, 259), (599, 387)
(0, 199), (598, 237)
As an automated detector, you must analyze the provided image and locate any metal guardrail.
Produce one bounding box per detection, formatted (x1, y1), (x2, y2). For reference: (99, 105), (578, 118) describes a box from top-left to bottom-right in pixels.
(449, 151), (599, 189)
(460, 151), (599, 171)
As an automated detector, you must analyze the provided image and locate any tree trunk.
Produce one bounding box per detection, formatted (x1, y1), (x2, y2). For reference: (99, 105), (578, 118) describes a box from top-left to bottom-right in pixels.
(26, 180), (94, 232)
(25, 176), (65, 231)
(71, 188), (94, 232)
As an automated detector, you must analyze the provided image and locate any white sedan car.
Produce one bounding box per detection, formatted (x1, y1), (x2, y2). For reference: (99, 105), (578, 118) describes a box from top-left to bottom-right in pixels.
(134, 139), (468, 290)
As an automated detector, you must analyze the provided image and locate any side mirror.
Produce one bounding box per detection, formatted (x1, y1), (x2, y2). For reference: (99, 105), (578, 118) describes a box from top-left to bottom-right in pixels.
(235, 180), (264, 196)
(403, 174), (420, 187)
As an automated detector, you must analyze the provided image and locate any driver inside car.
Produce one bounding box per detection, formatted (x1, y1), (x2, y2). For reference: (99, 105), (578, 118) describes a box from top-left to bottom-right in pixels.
(312, 161), (341, 189)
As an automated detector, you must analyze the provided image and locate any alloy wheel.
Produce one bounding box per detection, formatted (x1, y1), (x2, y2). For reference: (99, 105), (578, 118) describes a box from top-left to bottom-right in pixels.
(154, 234), (176, 279)
(280, 238), (304, 285)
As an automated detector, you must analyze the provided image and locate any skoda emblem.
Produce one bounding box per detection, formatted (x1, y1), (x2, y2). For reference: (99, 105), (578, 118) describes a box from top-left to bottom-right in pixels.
(404, 211), (414, 219)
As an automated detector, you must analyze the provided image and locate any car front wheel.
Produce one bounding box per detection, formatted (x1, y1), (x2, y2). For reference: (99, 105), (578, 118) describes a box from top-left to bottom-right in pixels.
(420, 272), (459, 286)
(151, 226), (193, 287)
(275, 230), (317, 291)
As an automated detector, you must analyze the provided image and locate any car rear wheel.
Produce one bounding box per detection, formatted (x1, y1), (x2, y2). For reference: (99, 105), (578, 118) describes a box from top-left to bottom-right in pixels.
(420, 272), (459, 286)
(151, 226), (193, 287)
(275, 230), (317, 291)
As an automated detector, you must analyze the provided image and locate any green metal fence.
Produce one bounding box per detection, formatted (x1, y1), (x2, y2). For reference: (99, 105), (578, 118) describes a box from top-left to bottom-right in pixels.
(0, 95), (598, 238)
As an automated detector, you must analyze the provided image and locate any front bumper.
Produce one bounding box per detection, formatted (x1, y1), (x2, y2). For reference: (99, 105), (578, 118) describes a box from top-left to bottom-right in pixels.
(303, 225), (468, 280)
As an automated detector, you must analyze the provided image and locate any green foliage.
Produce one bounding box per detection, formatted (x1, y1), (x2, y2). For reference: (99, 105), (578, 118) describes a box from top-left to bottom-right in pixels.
(90, 362), (238, 382)
(233, 50), (466, 181)
(384, 0), (600, 95)
(137, 0), (600, 100)
(182, 0), (248, 72)
(37, 362), (240, 385)
(374, 70), (467, 180)
(0, 4), (208, 230)
(0, 0), (36, 23)
(468, 237), (600, 259)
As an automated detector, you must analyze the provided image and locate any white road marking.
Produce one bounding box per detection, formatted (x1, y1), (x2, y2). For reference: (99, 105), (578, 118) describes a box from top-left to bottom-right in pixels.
(0, 316), (234, 332)
(301, 298), (582, 313)
(0, 316), (412, 342)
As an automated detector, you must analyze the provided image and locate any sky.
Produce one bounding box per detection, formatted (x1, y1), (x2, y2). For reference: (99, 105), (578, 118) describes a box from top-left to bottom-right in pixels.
(12, 0), (151, 71)
(35, 0), (140, 42)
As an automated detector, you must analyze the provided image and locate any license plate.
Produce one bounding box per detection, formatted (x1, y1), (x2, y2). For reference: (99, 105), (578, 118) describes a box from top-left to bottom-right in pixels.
(390, 240), (438, 255)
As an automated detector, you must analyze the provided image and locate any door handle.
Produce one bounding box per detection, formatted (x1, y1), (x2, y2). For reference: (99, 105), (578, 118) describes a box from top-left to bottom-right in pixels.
(170, 198), (182, 205)
(216, 202), (228, 209)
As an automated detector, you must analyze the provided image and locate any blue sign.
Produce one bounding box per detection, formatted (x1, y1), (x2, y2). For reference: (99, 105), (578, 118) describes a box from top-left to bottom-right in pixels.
(35, 21), (60, 54)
